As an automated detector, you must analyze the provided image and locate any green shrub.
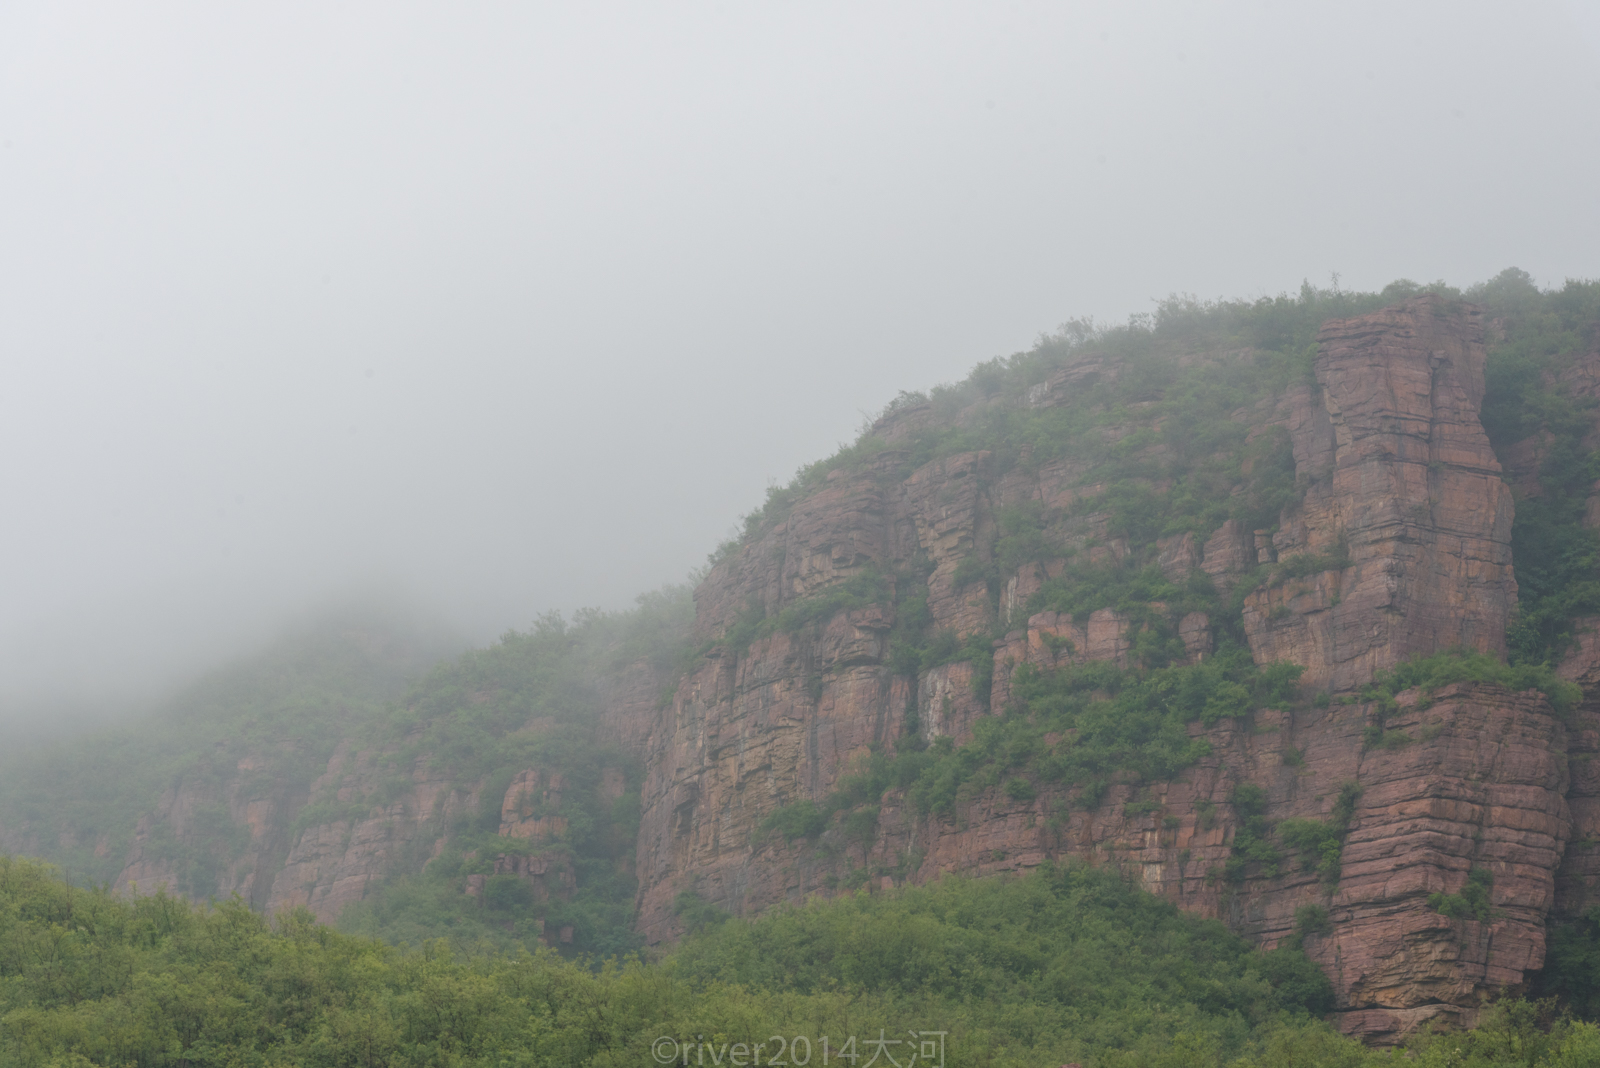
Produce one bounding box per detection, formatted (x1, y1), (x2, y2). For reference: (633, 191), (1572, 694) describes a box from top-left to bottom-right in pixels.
(483, 873), (535, 911)
(1003, 777), (1036, 802)
(755, 799), (830, 843)
(1227, 783), (1280, 881)
(673, 888), (732, 933)
(1430, 866), (1495, 921)
(1294, 903), (1331, 937)
(1278, 818), (1345, 885)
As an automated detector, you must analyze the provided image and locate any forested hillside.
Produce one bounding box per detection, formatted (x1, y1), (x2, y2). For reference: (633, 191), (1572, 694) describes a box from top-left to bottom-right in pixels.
(9, 854), (1600, 1067)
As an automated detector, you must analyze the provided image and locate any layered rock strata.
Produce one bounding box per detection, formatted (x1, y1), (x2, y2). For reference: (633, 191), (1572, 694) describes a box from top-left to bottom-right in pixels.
(631, 296), (1566, 1039)
(1243, 295), (1516, 691)
(96, 295), (1589, 1040)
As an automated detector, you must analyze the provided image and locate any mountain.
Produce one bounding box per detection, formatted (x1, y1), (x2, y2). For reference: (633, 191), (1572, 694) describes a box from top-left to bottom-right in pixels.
(5, 268), (1600, 1044)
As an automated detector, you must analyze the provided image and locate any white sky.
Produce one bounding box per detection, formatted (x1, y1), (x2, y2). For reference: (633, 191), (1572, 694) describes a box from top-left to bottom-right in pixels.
(1, 0), (1597, 723)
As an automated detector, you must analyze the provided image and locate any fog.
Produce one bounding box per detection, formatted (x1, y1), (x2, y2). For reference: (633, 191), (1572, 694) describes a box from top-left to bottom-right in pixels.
(1, 1), (1597, 729)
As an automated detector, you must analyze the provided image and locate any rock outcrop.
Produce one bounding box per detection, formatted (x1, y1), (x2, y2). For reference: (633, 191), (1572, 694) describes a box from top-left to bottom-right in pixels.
(629, 296), (1568, 1040)
(89, 294), (1591, 1042)
(1243, 296), (1516, 692)
(114, 752), (303, 909)
(263, 740), (485, 921)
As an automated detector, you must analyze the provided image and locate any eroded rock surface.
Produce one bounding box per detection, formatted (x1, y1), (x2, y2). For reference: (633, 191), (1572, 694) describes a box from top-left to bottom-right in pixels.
(92, 295), (1589, 1042)
(1244, 295), (1516, 692)
(631, 297), (1571, 1041)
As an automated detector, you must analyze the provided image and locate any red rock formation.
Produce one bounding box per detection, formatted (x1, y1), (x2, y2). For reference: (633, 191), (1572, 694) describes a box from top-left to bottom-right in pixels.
(91, 295), (1582, 1043)
(265, 739), (483, 922)
(1552, 624), (1600, 926)
(1244, 295), (1516, 692)
(114, 752), (303, 909)
(500, 769), (569, 840)
(630, 296), (1569, 1042)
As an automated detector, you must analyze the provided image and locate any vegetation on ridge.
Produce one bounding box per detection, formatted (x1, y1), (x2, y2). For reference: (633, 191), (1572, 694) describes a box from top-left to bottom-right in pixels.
(714, 278), (1429, 564)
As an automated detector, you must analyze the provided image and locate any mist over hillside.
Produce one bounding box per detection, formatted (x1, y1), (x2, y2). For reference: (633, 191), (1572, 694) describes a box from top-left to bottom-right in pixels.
(7, 270), (1600, 1064)
(2, 0), (1598, 731)
(4, 5), (1600, 1060)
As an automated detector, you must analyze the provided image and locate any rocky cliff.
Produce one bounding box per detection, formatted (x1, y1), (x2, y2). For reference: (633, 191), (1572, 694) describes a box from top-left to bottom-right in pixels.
(60, 288), (1600, 1041)
(627, 294), (1585, 1039)
(1242, 299), (1516, 690)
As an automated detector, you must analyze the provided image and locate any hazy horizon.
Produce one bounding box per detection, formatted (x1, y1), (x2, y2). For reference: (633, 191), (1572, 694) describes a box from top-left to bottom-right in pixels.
(3, 1), (1598, 731)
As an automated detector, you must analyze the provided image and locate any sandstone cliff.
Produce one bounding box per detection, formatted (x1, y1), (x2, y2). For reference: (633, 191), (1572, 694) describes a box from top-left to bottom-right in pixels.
(66, 291), (1598, 1040)
(627, 295), (1579, 1038)
(1242, 297), (1516, 691)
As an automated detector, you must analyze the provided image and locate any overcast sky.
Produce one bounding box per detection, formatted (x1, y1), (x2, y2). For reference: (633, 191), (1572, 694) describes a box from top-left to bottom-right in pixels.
(2, 0), (1598, 726)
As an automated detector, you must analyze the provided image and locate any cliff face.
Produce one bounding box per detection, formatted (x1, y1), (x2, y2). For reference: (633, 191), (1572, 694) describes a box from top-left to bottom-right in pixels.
(87, 293), (1595, 1040)
(114, 752), (304, 910)
(629, 295), (1577, 1038)
(262, 739), (485, 921)
(1243, 299), (1516, 691)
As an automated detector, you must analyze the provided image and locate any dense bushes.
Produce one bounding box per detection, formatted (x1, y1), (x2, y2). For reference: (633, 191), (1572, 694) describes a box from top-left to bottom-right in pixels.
(4, 856), (1596, 1067)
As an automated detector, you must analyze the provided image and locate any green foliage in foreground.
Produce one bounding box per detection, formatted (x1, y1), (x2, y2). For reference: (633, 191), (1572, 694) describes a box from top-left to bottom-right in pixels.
(3, 856), (1597, 1068)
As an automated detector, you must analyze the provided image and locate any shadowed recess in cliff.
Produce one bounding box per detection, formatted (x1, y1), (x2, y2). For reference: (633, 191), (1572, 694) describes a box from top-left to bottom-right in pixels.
(1473, 269), (1600, 666)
